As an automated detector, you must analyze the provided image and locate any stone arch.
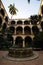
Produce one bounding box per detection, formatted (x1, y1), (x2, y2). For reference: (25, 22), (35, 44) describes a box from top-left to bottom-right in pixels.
(15, 36), (23, 48)
(24, 36), (32, 47)
(16, 26), (23, 34)
(24, 26), (31, 34)
(17, 20), (23, 24)
(11, 20), (15, 25)
(0, 8), (5, 17)
(5, 16), (8, 23)
(24, 20), (30, 25)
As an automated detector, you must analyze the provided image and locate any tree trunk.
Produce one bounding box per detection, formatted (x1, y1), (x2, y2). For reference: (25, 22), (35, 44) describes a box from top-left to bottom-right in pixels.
(11, 15), (13, 19)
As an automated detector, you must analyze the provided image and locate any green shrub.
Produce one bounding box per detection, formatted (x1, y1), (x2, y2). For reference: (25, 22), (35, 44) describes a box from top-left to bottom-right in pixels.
(0, 34), (13, 50)
(33, 32), (43, 49)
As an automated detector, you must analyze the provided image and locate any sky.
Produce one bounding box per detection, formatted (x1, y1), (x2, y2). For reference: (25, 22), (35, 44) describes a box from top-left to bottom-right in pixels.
(2, 0), (40, 19)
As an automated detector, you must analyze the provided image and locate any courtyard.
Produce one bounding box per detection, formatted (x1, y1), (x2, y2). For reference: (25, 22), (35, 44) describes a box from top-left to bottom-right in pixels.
(0, 0), (43, 65)
(0, 51), (43, 65)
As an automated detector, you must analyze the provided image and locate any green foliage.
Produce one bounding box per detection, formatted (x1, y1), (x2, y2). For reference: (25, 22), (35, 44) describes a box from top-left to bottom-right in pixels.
(33, 32), (43, 49)
(30, 15), (41, 25)
(28, 0), (40, 3)
(0, 16), (2, 28)
(8, 4), (18, 18)
(32, 26), (39, 35)
(0, 34), (13, 50)
(1, 23), (7, 34)
(41, 21), (43, 30)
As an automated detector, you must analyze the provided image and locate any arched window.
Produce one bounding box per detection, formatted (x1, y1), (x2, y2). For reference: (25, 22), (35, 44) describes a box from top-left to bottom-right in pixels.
(24, 26), (31, 34)
(17, 20), (22, 24)
(24, 20), (30, 25)
(24, 36), (32, 47)
(15, 36), (23, 48)
(11, 20), (15, 25)
(16, 26), (23, 34)
(0, 8), (5, 17)
(5, 16), (8, 23)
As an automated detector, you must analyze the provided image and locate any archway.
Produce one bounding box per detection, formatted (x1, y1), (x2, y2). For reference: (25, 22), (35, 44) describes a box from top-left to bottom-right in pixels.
(24, 26), (31, 34)
(17, 20), (23, 24)
(24, 20), (30, 25)
(11, 20), (15, 25)
(16, 26), (23, 34)
(5, 16), (8, 23)
(24, 36), (32, 47)
(0, 8), (5, 17)
(15, 36), (23, 48)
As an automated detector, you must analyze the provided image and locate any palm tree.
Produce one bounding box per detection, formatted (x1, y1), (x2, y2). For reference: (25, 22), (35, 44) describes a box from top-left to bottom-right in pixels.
(28, 0), (30, 3)
(8, 4), (18, 19)
(28, 0), (40, 3)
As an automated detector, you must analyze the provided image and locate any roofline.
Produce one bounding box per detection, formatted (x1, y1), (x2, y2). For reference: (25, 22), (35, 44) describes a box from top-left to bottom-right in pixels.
(1, 0), (9, 17)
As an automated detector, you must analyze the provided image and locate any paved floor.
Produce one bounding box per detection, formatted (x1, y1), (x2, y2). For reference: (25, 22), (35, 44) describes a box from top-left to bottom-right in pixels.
(0, 51), (43, 65)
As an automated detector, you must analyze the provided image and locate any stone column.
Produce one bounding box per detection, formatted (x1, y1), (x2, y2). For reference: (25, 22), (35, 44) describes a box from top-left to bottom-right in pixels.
(23, 40), (25, 48)
(15, 27), (16, 34)
(23, 28), (24, 34)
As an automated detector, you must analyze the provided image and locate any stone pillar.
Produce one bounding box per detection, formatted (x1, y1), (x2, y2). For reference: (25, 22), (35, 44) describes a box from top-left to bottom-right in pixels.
(15, 27), (16, 34)
(23, 40), (25, 48)
(22, 25), (24, 34)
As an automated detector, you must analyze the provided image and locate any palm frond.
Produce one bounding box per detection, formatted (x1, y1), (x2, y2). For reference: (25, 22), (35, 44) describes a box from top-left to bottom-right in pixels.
(8, 4), (18, 15)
